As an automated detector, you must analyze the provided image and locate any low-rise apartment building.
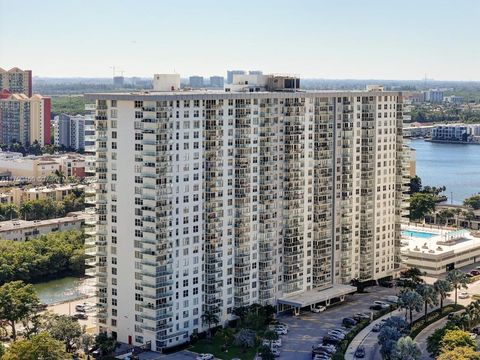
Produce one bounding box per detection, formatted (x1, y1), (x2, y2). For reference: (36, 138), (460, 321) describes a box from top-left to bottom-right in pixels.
(0, 211), (87, 241)
(0, 153), (86, 179)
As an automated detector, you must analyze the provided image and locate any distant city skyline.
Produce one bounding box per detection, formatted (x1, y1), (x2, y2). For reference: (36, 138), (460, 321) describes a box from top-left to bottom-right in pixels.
(1, 0), (479, 81)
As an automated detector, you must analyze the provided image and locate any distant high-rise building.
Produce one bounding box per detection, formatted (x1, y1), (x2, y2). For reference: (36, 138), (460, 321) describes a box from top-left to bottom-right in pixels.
(85, 73), (408, 352)
(248, 70), (263, 75)
(226, 70), (246, 84)
(209, 76), (224, 88)
(0, 94), (50, 146)
(113, 76), (124, 88)
(189, 76), (204, 88)
(425, 89), (443, 103)
(0, 67), (33, 97)
(29, 94), (51, 146)
(55, 114), (85, 150)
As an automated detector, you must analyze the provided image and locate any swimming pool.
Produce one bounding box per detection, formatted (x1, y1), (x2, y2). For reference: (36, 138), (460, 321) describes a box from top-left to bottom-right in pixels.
(401, 230), (437, 239)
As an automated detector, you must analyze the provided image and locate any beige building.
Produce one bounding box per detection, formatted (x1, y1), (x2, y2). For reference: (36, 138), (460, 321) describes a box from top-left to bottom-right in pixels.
(0, 93), (51, 146)
(0, 67), (32, 97)
(0, 212), (86, 241)
(8, 184), (85, 205)
(0, 156), (60, 178)
(401, 225), (480, 275)
(0, 153), (86, 179)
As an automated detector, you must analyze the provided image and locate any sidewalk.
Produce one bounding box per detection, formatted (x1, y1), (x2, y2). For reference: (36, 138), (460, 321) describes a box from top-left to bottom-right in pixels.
(414, 309), (464, 360)
(414, 316), (449, 360)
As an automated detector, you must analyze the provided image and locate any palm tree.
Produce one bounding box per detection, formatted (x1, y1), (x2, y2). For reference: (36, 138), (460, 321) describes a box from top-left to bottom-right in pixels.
(446, 270), (469, 306)
(54, 170), (65, 184)
(20, 202), (33, 221)
(398, 290), (423, 324)
(201, 309), (219, 339)
(434, 279), (453, 313)
(416, 284), (438, 323)
(4, 203), (18, 220)
(452, 208), (463, 228)
(466, 300), (480, 329)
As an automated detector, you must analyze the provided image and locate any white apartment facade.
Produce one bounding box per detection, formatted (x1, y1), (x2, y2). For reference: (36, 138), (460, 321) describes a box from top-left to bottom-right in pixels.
(85, 75), (407, 351)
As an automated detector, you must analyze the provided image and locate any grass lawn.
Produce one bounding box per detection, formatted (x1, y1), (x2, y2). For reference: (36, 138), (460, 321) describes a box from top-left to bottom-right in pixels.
(189, 335), (258, 360)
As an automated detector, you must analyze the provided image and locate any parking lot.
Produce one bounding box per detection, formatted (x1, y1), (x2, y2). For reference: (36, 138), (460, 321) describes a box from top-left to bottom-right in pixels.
(275, 286), (397, 360)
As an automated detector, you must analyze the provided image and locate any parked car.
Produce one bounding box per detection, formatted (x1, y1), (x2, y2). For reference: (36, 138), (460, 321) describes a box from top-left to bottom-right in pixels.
(275, 327), (288, 335)
(465, 273), (474, 278)
(313, 355), (330, 360)
(355, 345), (366, 358)
(369, 304), (383, 311)
(72, 313), (88, 320)
(470, 333), (478, 340)
(343, 317), (357, 327)
(372, 323), (382, 332)
(263, 339), (282, 348)
(353, 313), (370, 321)
(75, 304), (86, 312)
(312, 305), (327, 313)
(472, 327), (480, 334)
(459, 292), (470, 299)
(271, 349), (281, 357)
(323, 336), (341, 345)
(196, 354), (214, 360)
(470, 270), (480, 276)
(271, 322), (288, 330)
(313, 344), (336, 354)
(327, 330), (345, 339)
(448, 313), (456, 320)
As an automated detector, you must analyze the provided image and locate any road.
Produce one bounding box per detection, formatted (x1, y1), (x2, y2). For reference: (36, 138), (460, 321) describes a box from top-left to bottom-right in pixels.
(346, 276), (480, 360)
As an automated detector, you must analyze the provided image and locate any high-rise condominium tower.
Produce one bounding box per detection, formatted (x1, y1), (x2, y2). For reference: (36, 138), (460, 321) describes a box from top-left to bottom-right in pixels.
(0, 67), (33, 97)
(85, 74), (407, 351)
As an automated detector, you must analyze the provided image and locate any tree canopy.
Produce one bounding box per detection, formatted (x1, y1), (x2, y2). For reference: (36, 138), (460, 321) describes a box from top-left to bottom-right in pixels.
(0, 192), (85, 222)
(0, 280), (39, 340)
(2, 332), (67, 360)
(440, 329), (477, 352)
(409, 193), (436, 221)
(43, 313), (83, 353)
(464, 194), (480, 210)
(0, 230), (86, 284)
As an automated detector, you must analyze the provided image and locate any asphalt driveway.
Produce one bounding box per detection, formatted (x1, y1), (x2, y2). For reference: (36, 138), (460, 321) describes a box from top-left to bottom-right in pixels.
(276, 286), (397, 360)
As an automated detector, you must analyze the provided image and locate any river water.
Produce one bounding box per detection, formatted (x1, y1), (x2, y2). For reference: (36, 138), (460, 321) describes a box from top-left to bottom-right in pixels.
(33, 276), (95, 305)
(408, 139), (480, 204)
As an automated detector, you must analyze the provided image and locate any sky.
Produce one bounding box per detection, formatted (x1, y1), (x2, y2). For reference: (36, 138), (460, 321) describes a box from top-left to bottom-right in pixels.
(1, 0), (479, 81)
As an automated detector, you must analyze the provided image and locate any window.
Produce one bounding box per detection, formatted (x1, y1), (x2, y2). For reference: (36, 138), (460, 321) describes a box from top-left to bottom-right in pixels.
(134, 101), (143, 108)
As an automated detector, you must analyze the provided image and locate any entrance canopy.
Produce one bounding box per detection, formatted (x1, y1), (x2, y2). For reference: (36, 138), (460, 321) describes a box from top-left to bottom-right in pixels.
(278, 284), (356, 308)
